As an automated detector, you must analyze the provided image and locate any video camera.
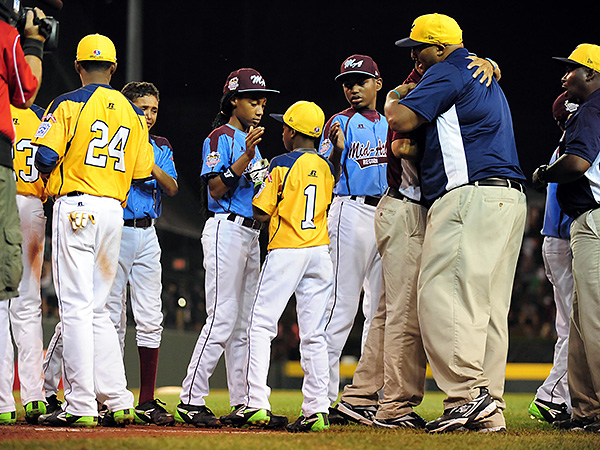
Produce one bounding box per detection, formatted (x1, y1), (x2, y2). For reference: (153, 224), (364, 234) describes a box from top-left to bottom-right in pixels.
(0, 0), (59, 52)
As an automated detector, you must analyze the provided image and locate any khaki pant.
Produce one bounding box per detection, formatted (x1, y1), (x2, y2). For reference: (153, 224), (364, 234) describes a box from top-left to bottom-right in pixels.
(341, 195), (428, 419)
(568, 208), (600, 421)
(418, 184), (526, 409)
(0, 166), (23, 301)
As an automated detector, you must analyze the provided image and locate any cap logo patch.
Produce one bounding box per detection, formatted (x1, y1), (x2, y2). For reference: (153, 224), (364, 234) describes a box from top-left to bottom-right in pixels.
(344, 58), (364, 69)
(93, 49), (101, 57)
(228, 77), (240, 91)
(250, 74), (266, 87)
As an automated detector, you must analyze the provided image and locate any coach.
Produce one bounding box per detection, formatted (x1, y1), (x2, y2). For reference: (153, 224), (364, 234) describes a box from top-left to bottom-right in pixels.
(533, 43), (600, 432)
(385, 13), (527, 433)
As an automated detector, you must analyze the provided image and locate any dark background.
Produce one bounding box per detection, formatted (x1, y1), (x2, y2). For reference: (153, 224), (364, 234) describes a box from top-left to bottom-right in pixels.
(27, 0), (600, 198)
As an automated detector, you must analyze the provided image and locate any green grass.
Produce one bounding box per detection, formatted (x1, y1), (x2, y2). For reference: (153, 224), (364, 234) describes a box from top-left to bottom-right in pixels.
(4, 390), (600, 449)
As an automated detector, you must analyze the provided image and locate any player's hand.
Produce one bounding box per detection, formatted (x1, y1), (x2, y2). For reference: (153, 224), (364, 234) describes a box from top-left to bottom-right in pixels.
(390, 83), (417, 100)
(244, 126), (264, 160)
(328, 121), (344, 154)
(532, 165), (549, 193)
(23, 7), (47, 42)
(467, 56), (500, 87)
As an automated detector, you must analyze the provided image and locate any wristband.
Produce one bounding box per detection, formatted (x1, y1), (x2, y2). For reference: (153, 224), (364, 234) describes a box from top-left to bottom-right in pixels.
(391, 89), (401, 99)
(485, 58), (498, 71)
(220, 166), (241, 188)
(21, 38), (44, 61)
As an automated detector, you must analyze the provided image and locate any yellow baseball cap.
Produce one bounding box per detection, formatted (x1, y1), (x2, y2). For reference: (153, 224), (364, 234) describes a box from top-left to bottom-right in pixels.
(270, 101), (325, 138)
(553, 44), (600, 73)
(76, 34), (117, 63)
(395, 13), (463, 47)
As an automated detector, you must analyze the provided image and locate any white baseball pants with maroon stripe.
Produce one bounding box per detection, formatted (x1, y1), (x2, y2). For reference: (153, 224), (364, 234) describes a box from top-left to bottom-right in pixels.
(180, 217), (260, 407)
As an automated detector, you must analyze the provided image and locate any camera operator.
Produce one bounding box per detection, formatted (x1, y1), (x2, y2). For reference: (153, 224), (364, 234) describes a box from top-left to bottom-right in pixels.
(0, 3), (46, 423)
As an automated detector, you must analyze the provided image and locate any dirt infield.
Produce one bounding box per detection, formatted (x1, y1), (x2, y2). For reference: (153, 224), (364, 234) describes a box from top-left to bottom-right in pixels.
(0, 423), (283, 441)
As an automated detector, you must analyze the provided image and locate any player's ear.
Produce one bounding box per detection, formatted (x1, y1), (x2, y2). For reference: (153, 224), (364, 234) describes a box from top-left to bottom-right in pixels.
(110, 63), (117, 75)
(374, 78), (383, 92)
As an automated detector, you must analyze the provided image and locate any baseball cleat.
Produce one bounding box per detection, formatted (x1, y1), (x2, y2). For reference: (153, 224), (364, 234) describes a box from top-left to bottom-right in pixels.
(286, 412), (329, 433)
(528, 398), (570, 424)
(25, 400), (47, 425)
(553, 417), (593, 431)
(220, 406), (288, 429)
(134, 399), (174, 426)
(334, 401), (378, 426)
(425, 387), (497, 433)
(100, 408), (135, 427)
(38, 409), (97, 427)
(373, 411), (427, 429)
(327, 406), (348, 425)
(0, 411), (16, 425)
(45, 394), (63, 415)
(174, 403), (222, 428)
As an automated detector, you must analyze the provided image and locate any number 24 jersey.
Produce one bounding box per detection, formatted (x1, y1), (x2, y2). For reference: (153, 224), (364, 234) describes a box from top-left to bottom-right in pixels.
(32, 83), (154, 202)
(253, 148), (334, 251)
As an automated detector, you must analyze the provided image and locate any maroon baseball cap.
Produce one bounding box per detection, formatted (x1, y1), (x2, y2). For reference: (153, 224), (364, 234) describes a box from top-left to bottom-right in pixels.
(223, 68), (280, 95)
(335, 55), (381, 81)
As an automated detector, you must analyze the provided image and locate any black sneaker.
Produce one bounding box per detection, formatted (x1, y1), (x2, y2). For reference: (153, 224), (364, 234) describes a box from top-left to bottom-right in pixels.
(373, 412), (427, 429)
(219, 406), (288, 429)
(584, 419), (600, 433)
(38, 409), (98, 428)
(425, 387), (497, 433)
(219, 404), (244, 425)
(135, 399), (174, 426)
(174, 403), (222, 428)
(327, 407), (348, 425)
(334, 401), (377, 426)
(528, 398), (571, 424)
(286, 413), (329, 432)
(554, 417), (594, 431)
(45, 394), (63, 415)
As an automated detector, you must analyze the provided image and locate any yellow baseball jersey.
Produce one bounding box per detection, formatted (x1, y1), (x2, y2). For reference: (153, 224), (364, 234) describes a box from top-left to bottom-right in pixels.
(253, 148), (335, 250)
(10, 104), (47, 201)
(32, 83), (154, 202)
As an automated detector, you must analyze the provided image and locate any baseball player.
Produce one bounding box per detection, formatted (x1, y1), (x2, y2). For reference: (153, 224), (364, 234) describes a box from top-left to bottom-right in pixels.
(319, 54), (388, 410)
(0, 5), (46, 426)
(33, 34), (154, 427)
(103, 81), (178, 426)
(176, 68), (278, 428)
(221, 100), (334, 432)
(528, 92), (577, 424)
(2, 104), (48, 425)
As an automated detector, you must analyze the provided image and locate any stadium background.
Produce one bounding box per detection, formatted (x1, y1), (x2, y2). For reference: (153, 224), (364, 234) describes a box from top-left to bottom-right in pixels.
(18, 0), (598, 391)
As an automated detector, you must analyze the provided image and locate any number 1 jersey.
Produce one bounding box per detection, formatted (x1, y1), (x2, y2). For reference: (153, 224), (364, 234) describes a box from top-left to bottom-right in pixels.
(253, 148), (334, 251)
(32, 83), (154, 202)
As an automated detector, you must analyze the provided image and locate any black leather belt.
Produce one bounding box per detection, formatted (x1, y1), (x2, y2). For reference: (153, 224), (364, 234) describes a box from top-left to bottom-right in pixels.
(124, 217), (153, 228)
(384, 187), (423, 205)
(348, 195), (381, 207)
(66, 191), (85, 197)
(209, 212), (262, 230)
(470, 178), (525, 193)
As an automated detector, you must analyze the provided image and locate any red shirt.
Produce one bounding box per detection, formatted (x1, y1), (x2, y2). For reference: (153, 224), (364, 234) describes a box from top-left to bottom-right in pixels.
(0, 20), (39, 143)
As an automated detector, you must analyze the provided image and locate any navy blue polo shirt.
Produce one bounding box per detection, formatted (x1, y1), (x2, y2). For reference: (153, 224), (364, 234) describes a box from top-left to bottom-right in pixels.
(556, 89), (600, 218)
(399, 47), (525, 203)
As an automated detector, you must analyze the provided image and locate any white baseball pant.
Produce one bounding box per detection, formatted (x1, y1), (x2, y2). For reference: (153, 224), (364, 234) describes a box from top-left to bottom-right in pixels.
(43, 321), (63, 397)
(180, 216), (260, 407)
(0, 301), (15, 414)
(245, 245), (333, 417)
(8, 195), (46, 406)
(52, 194), (134, 416)
(324, 196), (382, 404)
(106, 224), (163, 353)
(535, 236), (573, 408)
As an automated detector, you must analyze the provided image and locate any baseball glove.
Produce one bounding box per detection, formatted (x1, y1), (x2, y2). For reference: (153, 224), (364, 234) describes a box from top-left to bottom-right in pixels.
(246, 158), (269, 186)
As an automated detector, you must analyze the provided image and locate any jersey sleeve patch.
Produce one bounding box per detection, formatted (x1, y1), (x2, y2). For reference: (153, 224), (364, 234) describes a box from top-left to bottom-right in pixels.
(34, 122), (52, 138)
(205, 151), (221, 168)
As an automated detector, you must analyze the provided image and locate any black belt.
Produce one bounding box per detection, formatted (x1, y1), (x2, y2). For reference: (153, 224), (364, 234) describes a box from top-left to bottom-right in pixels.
(384, 187), (424, 206)
(66, 191), (85, 197)
(209, 212), (262, 230)
(470, 178), (525, 193)
(124, 217), (153, 228)
(348, 195), (381, 207)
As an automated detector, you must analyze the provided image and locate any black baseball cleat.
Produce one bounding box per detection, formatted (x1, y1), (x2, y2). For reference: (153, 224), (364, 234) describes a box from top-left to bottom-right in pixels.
(45, 394), (63, 415)
(425, 387), (497, 433)
(38, 409), (98, 428)
(327, 406), (348, 425)
(373, 411), (427, 429)
(528, 398), (570, 424)
(135, 399), (174, 426)
(334, 401), (378, 426)
(554, 417), (594, 431)
(219, 406), (288, 429)
(174, 402), (222, 428)
(286, 412), (329, 432)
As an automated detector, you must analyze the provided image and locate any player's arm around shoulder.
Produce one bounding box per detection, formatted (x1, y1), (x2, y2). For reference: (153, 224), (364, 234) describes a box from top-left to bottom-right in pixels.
(151, 137), (178, 196)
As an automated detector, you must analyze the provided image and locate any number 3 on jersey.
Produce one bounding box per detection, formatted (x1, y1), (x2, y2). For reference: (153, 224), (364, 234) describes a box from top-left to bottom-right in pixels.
(85, 120), (130, 172)
(301, 184), (317, 230)
(15, 138), (39, 183)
